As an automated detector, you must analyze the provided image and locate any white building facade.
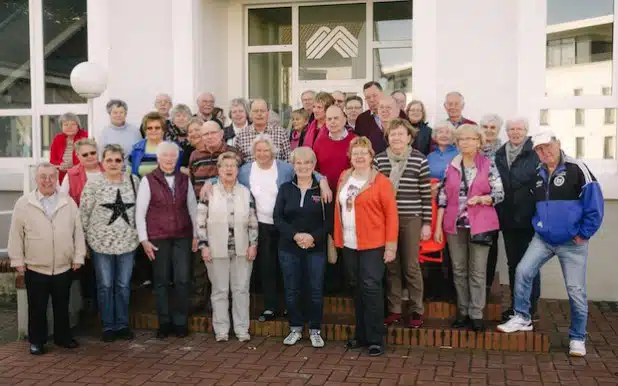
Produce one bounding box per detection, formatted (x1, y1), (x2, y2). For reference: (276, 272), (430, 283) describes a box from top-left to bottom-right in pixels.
(1, 0), (617, 300)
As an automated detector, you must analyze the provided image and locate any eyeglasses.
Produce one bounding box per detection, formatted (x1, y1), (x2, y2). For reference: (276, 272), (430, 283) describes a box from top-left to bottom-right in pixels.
(335, 99), (344, 104)
(146, 126), (162, 131)
(80, 151), (97, 157)
(105, 158), (123, 164)
(351, 150), (370, 157)
(219, 164), (237, 169)
(482, 125), (497, 130)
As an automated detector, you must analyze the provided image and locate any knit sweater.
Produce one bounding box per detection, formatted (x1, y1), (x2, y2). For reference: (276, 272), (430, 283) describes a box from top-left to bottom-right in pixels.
(313, 131), (357, 192)
(373, 149), (432, 222)
(98, 123), (142, 162)
(79, 174), (140, 255)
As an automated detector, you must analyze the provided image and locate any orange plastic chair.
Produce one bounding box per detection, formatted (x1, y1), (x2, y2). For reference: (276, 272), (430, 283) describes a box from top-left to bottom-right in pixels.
(419, 178), (446, 263)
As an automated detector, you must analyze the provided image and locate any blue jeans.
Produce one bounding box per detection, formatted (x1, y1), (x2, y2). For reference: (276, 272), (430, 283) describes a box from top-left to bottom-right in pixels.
(279, 249), (326, 331)
(92, 251), (135, 332)
(513, 233), (588, 341)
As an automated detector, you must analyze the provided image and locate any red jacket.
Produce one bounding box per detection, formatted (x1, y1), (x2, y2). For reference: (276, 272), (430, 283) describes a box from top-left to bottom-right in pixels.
(50, 129), (88, 183)
(66, 163), (104, 207)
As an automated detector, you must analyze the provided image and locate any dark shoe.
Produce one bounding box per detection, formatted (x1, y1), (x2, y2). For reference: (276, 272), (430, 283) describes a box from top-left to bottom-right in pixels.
(470, 319), (485, 332)
(55, 339), (79, 349)
(345, 339), (365, 350)
(156, 324), (170, 339)
(501, 308), (514, 323)
(368, 345), (384, 357)
(102, 330), (116, 343)
(452, 316), (470, 328)
(258, 310), (276, 322)
(29, 344), (44, 355)
(174, 325), (189, 338)
(384, 312), (402, 326)
(116, 328), (135, 340)
(407, 312), (424, 328)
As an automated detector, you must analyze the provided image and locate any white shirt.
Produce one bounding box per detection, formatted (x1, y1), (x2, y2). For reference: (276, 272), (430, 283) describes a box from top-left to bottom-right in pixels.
(249, 162), (279, 224)
(338, 175), (367, 249)
(36, 191), (58, 218)
(59, 170), (103, 195)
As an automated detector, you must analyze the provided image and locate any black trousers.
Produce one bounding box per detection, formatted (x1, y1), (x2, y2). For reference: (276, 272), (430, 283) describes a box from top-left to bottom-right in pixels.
(485, 232), (500, 290)
(152, 238), (192, 327)
(502, 228), (540, 313)
(342, 247), (386, 346)
(257, 222), (280, 313)
(25, 269), (73, 345)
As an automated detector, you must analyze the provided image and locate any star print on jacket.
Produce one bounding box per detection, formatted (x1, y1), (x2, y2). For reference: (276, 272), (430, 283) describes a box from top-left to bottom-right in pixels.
(101, 189), (135, 226)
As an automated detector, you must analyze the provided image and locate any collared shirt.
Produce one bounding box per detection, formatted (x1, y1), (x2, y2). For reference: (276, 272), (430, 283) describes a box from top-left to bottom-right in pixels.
(36, 190), (58, 218)
(329, 129), (349, 141)
(235, 123), (291, 163)
(371, 111), (381, 128)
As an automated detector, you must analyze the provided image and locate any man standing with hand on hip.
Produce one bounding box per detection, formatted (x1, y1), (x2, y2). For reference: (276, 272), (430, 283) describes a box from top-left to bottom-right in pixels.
(8, 162), (86, 355)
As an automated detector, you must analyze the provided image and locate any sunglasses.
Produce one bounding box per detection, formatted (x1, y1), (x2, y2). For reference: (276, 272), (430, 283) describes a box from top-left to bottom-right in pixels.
(80, 151), (97, 157)
(105, 158), (123, 164)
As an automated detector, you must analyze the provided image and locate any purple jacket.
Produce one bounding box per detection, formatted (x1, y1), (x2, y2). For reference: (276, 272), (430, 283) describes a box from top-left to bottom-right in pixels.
(442, 153), (499, 235)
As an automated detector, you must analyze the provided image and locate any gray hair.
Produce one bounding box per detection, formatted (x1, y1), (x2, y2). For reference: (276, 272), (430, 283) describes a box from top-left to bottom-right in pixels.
(59, 112), (82, 128)
(75, 138), (98, 153)
(229, 98), (250, 119)
(106, 99), (128, 114)
(35, 161), (57, 175)
(155, 93), (172, 104)
(301, 90), (315, 99)
(505, 117), (530, 132)
(290, 146), (317, 164)
(250, 98), (270, 111)
(251, 134), (278, 158)
(102, 144), (125, 160)
(431, 120), (456, 142)
(156, 141), (180, 159)
(170, 103), (193, 118)
(445, 91), (465, 105)
(479, 114), (504, 132)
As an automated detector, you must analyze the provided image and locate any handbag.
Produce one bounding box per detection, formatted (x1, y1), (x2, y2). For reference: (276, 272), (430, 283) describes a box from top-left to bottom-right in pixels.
(460, 160), (497, 246)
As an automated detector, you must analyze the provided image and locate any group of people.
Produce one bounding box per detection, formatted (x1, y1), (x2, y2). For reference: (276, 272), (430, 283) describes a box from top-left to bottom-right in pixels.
(8, 81), (603, 358)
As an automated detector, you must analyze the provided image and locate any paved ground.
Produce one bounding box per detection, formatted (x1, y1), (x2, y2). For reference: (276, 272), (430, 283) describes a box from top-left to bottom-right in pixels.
(0, 300), (616, 385)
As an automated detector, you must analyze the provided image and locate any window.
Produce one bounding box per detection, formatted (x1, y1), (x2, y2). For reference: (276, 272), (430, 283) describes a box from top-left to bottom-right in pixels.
(575, 137), (585, 158)
(248, 53), (291, 127)
(373, 1), (412, 41)
(605, 108), (616, 124)
(373, 47), (412, 97)
(575, 109), (585, 125)
(604, 136), (615, 159)
(0, 1), (31, 109)
(248, 8), (291, 46)
(573, 88), (583, 96)
(0, 116), (32, 157)
(540, 109), (549, 125)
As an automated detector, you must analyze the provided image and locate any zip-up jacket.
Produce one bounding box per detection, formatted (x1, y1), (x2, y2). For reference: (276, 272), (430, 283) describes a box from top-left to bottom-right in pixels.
(532, 152), (604, 245)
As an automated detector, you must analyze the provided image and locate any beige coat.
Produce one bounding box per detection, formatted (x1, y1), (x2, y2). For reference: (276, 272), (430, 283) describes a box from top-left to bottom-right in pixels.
(8, 191), (86, 275)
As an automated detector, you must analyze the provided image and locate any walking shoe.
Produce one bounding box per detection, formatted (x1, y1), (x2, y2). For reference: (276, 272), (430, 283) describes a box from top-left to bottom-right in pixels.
(283, 330), (302, 345)
(501, 308), (515, 323)
(569, 340), (586, 357)
(368, 344), (384, 357)
(345, 339), (365, 350)
(156, 324), (171, 339)
(174, 325), (189, 338)
(116, 328), (135, 340)
(102, 330), (116, 343)
(258, 310), (276, 322)
(452, 316), (470, 329)
(384, 312), (402, 326)
(310, 331), (325, 348)
(470, 319), (485, 332)
(215, 334), (229, 342)
(237, 334), (251, 342)
(407, 312), (424, 328)
(497, 314), (533, 333)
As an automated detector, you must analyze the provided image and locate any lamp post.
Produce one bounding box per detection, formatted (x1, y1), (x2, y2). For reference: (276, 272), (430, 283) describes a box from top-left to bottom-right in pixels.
(70, 62), (108, 139)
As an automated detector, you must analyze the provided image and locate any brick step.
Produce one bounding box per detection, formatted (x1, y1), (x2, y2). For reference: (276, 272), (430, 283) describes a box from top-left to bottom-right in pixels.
(129, 311), (549, 353)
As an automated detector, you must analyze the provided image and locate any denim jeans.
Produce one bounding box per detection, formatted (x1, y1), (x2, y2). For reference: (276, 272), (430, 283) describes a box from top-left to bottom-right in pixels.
(514, 233), (588, 341)
(279, 249), (326, 331)
(503, 228), (540, 314)
(92, 251), (135, 331)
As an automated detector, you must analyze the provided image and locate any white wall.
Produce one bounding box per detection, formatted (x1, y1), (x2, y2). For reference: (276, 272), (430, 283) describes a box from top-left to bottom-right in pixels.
(200, 0), (230, 109)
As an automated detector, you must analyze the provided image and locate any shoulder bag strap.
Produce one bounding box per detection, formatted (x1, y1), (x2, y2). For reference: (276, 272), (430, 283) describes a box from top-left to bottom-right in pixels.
(460, 159), (469, 195)
(129, 174), (137, 198)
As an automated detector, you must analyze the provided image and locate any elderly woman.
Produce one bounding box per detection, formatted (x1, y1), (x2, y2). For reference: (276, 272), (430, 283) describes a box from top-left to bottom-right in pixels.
(197, 152), (258, 342)
(374, 119), (432, 329)
(303, 91), (335, 148)
(50, 113), (88, 183)
(179, 117), (204, 173)
(224, 98), (250, 146)
(80, 144), (140, 342)
(60, 139), (103, 206)
(434, 124), (504, 332)
(99, 99), (142, 161)
(135, 141), (198, 339)
(334, 136), (398, 357)
(426, 121), (459, 181)
(479, 114), (504, 296)
(494, 118), (540, 321)
(130, 112), (180, 177)
(405, 100), (433, 155)
(274, 147), (333, 348)
(166, 104), (193, 145)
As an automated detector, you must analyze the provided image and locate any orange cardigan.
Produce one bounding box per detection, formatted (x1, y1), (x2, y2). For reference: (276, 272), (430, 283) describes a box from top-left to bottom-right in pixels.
(334, 168), (399, 252)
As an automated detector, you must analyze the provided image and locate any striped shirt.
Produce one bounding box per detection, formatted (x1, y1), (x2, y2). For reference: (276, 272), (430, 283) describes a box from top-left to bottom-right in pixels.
(373, 149), (432, 222)
(62, 139), (74, 169)
(188, 143), (242, 198)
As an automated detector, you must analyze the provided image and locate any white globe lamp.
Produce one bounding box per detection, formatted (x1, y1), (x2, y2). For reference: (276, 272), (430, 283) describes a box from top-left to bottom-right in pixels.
(70, 62), (108, 139)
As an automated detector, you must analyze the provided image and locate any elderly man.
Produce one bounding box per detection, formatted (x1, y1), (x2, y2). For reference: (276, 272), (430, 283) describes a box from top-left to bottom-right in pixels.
(355, 81), (407, 154)
(136, 141), (199, 339)
(391, 90), (407, 112)
(497, 131), (604, 357)
(196, 92), (216, 121)
(235, 99), (291, 162)
(8, 162), (86, 355)
(331, 91), (345, 109)
(444, 91), (476, 127)
(155, 94), (173, 119)
(301, 90), (316, 124)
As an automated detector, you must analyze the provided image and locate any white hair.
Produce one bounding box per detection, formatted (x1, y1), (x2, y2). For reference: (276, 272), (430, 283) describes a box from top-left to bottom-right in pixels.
(431, 120), (456, 141)
(251, 134), (278, 158)
(505, 117), (530, 132)
(156, 141), (180, 159)
(155, 93), (172, 103)
(35, 161), (57, 175)
(445, 91), (465, 104)
(479, 114), (504, 132)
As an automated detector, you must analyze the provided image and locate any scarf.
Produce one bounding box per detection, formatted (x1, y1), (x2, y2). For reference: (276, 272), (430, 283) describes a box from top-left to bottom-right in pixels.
(506, 140), (525, 168)
(386, 146), (410, 192)
(482, 139), (502, 161)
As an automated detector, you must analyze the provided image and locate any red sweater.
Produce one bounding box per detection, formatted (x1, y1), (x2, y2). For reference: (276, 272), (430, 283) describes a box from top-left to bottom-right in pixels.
(50, 129), (88, 183)
(313, 132), (357, 192)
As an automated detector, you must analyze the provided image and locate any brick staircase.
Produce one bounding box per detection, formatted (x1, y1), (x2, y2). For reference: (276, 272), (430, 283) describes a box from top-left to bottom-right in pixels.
(128, 288), (550, 352)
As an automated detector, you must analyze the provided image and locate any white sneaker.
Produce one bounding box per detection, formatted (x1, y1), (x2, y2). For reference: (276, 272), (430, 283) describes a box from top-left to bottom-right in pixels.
(496, 314), (533, 333)
(310, 332), (325, 348)
(215, 334), (229, 342)
(283, 330), (302, 345)
(237, 334), (251, 342)
(569, 340), (586, 357)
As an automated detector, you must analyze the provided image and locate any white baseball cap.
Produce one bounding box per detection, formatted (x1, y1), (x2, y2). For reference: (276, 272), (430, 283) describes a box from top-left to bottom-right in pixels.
(532, 130), (557, 148)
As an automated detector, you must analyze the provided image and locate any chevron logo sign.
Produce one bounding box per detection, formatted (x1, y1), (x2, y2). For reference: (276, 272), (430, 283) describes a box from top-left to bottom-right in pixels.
(306, 26), (359, 60)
